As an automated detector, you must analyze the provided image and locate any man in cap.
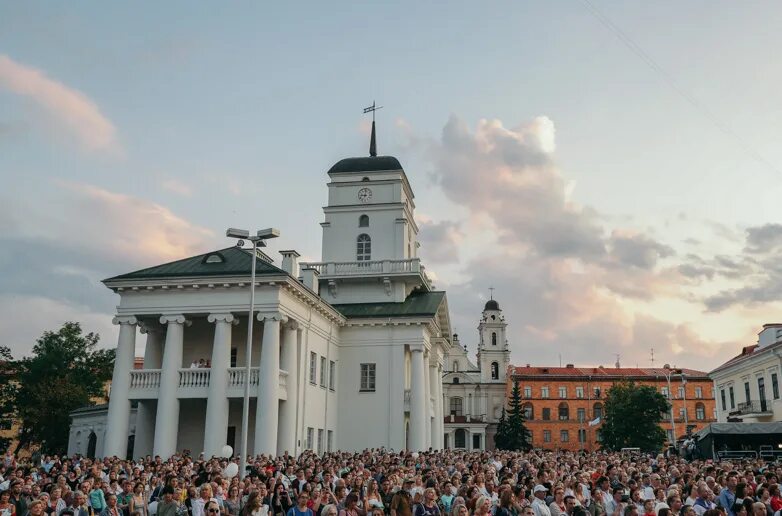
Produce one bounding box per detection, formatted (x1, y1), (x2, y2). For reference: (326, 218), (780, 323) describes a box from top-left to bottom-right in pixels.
(532, 485), (552, 516)
(390, 479), (414, 516)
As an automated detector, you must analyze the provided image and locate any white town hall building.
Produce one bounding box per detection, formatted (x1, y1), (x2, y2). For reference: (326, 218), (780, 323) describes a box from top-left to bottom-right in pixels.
(68, 146), (457, 459)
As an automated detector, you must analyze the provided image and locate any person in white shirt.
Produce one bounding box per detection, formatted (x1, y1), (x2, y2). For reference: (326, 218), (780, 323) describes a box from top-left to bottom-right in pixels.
(191, 485), (218, 516)
(532, 486), (552, 516)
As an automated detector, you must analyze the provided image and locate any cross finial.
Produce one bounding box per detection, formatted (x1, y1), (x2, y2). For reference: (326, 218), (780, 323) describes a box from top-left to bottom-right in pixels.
(489, 286), (495, 300)
(363, 101), (383, 157)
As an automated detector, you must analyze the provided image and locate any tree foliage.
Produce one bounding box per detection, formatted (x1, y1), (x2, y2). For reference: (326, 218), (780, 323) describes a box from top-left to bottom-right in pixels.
(495, 380), (531, 451)
(14, 322), (114, 454)
(599, 381), (670, 452)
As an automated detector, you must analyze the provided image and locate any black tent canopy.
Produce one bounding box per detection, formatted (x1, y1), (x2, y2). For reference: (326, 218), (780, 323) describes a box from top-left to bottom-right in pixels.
(695, 423), (782, 460)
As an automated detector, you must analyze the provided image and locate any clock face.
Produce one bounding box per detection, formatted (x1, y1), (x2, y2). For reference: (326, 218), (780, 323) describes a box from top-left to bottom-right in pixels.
(358, 187), (372, 203)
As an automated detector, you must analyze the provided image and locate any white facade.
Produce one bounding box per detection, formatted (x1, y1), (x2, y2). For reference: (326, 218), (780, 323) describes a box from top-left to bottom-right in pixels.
(441, 299), (511, 450)
(710, 323), (782, 423)
(69, 153), (452, 459)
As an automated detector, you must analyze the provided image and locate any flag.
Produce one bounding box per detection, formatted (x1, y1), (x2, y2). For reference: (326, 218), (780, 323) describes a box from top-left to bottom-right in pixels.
(588, 416), (601, 427)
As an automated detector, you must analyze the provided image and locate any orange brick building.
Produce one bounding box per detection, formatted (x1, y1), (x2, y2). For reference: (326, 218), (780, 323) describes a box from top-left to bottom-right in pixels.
(508, 365), (717, 451)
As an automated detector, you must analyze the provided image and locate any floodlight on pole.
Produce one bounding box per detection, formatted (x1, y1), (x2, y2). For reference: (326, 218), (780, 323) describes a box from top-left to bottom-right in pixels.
(225, 226), (279, 479)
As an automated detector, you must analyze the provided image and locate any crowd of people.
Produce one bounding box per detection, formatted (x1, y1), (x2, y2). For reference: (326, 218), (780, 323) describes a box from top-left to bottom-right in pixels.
(0, 448), (780, 516)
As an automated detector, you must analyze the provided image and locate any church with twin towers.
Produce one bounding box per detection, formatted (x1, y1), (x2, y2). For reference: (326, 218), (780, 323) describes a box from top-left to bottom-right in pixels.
(68, 124), (509, 458)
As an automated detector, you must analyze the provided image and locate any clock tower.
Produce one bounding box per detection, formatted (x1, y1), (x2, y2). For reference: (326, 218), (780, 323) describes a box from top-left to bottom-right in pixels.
(477, 298), (510, 383)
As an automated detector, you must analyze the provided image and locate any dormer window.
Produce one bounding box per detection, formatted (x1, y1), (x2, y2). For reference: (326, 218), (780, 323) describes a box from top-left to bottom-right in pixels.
(202, 252), (225, 264)
(359, 214), (369, 227)
(362, 177), (370, 182)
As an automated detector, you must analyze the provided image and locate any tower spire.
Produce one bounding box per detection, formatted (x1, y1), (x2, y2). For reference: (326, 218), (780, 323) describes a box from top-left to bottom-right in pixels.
(363, 101), (383, 157)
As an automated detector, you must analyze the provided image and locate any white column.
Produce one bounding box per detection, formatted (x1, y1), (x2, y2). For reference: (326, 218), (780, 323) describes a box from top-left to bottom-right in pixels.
(435, 364), (444, 448)
(429, 360), (438, 449)
(153, 315), (188, 458)
(254, 313), (282, 456)
(409, 346), (427, 451)
(134, 325), (163, 459)
(104, 316), (137, 458)
(203, 313), (235, 457)
(424, 351), (432, 449)
(277, 320), (299, 456)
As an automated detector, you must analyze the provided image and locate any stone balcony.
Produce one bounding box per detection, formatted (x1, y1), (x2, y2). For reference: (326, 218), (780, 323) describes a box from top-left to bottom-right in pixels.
(128, 367), (289, 400)
(301, 258), (432, 289)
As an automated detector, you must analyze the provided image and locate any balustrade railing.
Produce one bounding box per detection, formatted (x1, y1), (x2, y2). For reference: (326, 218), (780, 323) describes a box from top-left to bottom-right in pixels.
(301, 258), (422, 276)
(129, 369), (161, 389)
(228, 367), (260, 388)
(178, 368), (210, 388)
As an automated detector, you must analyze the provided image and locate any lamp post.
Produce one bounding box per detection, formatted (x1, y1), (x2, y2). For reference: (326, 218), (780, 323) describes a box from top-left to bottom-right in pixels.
(226, 227), (279, 479)
(662, 364), (681, 446)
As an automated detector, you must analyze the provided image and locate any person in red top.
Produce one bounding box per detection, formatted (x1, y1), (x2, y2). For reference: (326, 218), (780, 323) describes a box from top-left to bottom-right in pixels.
(768, 485), (782, 513)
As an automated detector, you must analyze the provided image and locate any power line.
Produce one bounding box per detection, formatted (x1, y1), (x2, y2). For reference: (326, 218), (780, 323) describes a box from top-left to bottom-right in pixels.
(578, 0), (782, 176)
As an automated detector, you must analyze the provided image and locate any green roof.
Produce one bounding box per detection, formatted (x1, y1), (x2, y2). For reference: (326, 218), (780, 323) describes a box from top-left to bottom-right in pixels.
(331, 290), (445, 318)
(104, 247), (286, 282)
(327, 156), (403, 174)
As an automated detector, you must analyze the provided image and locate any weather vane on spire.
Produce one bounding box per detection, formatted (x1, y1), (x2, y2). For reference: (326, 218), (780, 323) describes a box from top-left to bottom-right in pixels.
(363, 101), (382, 157)
(489, 286), (495, 300)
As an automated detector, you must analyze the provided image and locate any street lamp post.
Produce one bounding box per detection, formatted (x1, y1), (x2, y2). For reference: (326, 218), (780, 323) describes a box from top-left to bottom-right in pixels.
(226, 227), (279, 479)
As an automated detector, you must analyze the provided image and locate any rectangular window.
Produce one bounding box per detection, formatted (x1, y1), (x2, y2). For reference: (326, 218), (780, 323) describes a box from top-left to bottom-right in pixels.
(560, 430), (569, 442)
(230, 347), (238, 368)
(696, 405), (705, 420)
(360, 363), (376, 391)
(329, 361), (336, 390)
(559, 386), (567, 398)
(306, 427), (314, 450)
(678, 386), (685, 399)
(327, 430), (333, 452)
(472, 434), (481, 450)
(309, 352), (317, 384)
(594, 387), (602, 398)
(678, 407), (685, 419)
(577, 408), (586, 422)
(661, 386), (669, 398)
(729, 386), (735, 409)
(542, 408), (551, 421)
(596, 430), (602, 442)
(745, 381), (751, 403)
(575, 386), (584, 399)
(541, 387), (549, 399)
(524, 386), (532, 398)
(695, 386), (703, 399)
(720, 389), (727, 411)
(450, 397), (463, 416)
(666, 428), (674, 442)
(773, 373), (780, 400)
(320, 356), (327, 387)
(578, 429), (586, 443)
(317, 429), (324, 454)
(543, 430), (551, 443)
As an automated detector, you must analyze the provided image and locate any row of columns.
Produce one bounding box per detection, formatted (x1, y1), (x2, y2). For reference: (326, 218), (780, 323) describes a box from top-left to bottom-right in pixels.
(103, 312), (300, 459)
(408, 345), (445, 451)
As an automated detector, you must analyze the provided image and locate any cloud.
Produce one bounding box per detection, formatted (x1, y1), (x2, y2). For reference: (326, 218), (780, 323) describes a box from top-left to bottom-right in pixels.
(745, 223), (782, 254)
(0, 183), (217, 355)
(416, 114), (741, 369)
(162, 178), (194, 197)
(417, 219), (464, 264)
(0, 54), (119, 152)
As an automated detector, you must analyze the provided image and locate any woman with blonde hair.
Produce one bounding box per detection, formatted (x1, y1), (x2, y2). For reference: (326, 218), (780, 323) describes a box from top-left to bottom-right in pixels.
(450, 504), (468, 516)
(473, 497), (491, 516)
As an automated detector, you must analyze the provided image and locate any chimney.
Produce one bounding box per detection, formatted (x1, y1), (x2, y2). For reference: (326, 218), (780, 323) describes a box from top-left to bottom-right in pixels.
(280, 250), (301, 278)
(566, 363), (574, 368)
(300, 267), (319, 295)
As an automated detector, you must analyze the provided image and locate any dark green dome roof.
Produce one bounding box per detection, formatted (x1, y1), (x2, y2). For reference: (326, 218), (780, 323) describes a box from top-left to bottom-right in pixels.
(327, 156), (403, 174)
(484, 299), (500, 311)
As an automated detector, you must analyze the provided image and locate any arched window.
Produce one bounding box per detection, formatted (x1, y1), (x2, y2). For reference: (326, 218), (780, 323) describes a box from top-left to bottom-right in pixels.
(491, 332), (497, 346)
(695, 402), (706, 420)
(491, 362), (499, 380)
(453, 361), (459, 372)
(356, 234), (371, 262)
(558, 402), (569, 421)
(593, 402), (603, 420)
(453, 377), (460, 384)
(359, 214), (369, 227)
(450, 397), (463, 416)
(522, 402), (534, 420)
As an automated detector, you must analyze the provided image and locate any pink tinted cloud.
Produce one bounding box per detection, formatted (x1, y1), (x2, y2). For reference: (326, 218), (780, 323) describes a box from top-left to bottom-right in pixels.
(0, 54), (119, 152)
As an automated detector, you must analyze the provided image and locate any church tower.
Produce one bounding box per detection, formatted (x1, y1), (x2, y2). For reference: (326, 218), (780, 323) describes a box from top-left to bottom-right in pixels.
(306, 120), (431, 306)
(477, 298), (510, 383)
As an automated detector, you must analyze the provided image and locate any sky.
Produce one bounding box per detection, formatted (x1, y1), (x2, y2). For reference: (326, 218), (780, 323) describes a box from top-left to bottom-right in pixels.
(2, 1), (782, 370)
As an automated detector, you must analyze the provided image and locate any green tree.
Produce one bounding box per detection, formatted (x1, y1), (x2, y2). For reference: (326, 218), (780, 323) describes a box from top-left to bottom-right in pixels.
(0, 346), (17, 452)
(15, 322), (114, 454)
(497, 380), (531, 451)
(599, 381), (669, 452)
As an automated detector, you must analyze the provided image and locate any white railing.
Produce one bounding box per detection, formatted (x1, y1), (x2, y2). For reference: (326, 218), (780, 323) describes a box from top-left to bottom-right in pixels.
(130, 369), (161, 389)
(178, 368), (210, 388)
(301, 258), (423, 277)
(228, 367), (260, 388)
